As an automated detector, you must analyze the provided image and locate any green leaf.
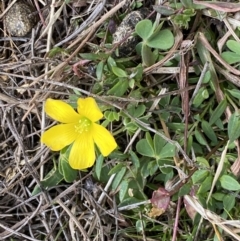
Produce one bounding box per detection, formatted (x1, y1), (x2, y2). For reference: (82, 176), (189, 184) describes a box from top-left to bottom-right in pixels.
(223, 194), (235, 212)
(112, 66), (128, 77)
(220, 175), (240, 191)
(107, 56), (117, 68)
(178, 183), (191, 197)
(147, 160), (159, 175)
(107, 79), (129, 97)
(194, 129), (208, 146)
(48, 47), (67, 58)
(119, 180), (129, 202)
(104, 111), (120, 121)
(136, 220), (146, 232)
(196, 157), (210, 168)
(192, 170), (209, 184)
(183, 8), (195, 16)
(201, 120), (218, 144)
(95, 165), (110, 183)
(187, 134), (193, 154)
(153, 5), (175, 16)
(60, 157), (78, 183)
(202, 70), (211, 83)
(129, 150), (140, 168)
(130, 64), (143, 81)
(166, 123), (186, 131)
(221, 52), (240, 64)
(209, 99), (227, 125)
(158, 159), (173, 174)
(181, 0), (194, 8)
(215, 118), (224, 130)
(202, 89), (209, 99)
(96, 61), (104, 80)
(136, 139), (155, 157)
(226, 40), (240, 55)
(141, 160), (151, 178)
(146, 132), (154, 148)
(135, 19), (154, 40)
(32, 166), (63, 195)
(159, 142), (176, 158)
(95, 155), (104, 180)
(212, 192), (225, 201)
(142, 44), (155, 66)
(197, 175), (213, 194)
(108, 163), (125, 175)
(228, 89), (240, 100)
(59, 148), (78, 182)
(128, 104), (146, 118)
(109, 151), (128, 160)
(147, 29), (174, 49)
(173, 12), (193, 29)
(129, 79), (135, 89)
(154, 134), (166, 157)
(80, 52), (108, 61)
(92, 82), (102, 94)
(111, 167), (127, 190)
(228, 112), (240, 142)
(193, 87), (208, 107)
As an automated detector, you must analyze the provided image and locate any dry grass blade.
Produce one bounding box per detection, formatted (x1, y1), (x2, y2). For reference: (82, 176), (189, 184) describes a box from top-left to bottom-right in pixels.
(185, 195), (240, 241)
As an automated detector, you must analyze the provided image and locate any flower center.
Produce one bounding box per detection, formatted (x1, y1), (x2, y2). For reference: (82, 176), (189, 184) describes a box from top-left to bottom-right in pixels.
(74, 117), (91, 134)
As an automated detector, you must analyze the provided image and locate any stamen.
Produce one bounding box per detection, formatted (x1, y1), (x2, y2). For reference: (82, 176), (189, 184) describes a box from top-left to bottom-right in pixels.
(74, 117), (91, 134)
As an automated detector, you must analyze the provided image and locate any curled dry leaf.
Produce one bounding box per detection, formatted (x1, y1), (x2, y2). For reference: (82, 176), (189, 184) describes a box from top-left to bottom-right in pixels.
(184, 196), (197, 220)
(148, 205), (165, 218)
(184, 186), (198, 220)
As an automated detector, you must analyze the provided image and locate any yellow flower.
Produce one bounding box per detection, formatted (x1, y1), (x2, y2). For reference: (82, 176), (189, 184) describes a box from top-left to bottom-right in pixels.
(41, 97), (117, 170)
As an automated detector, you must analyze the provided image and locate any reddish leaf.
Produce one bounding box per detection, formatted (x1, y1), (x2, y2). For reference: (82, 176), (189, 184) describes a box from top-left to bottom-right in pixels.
(150, 187), (170, 211)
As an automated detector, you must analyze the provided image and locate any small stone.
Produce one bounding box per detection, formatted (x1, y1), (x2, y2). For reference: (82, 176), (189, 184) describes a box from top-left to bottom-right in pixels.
(5, 1), (37, 37)
(112, 11), (144, 57)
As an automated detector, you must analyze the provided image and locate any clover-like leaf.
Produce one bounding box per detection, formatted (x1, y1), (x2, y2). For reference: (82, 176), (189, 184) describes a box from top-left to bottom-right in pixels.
(135, 19), (154, 41)
(221, 52), (240, 64)
(159, 142), (176, 158)
(226, 40), (240, 55)
(147, 29), (174, 50)
(136, 139), (155, 157)
(221, 40), (240, 64)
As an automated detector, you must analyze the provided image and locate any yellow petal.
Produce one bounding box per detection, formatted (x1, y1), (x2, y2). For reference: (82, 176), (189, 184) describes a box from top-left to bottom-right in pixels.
(41, 123), (78, 151)
(92, 123), (117, 156)
(77, 97), (103, 122)
(45, 99), (80, 123)
(69, 133), (95, 169)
